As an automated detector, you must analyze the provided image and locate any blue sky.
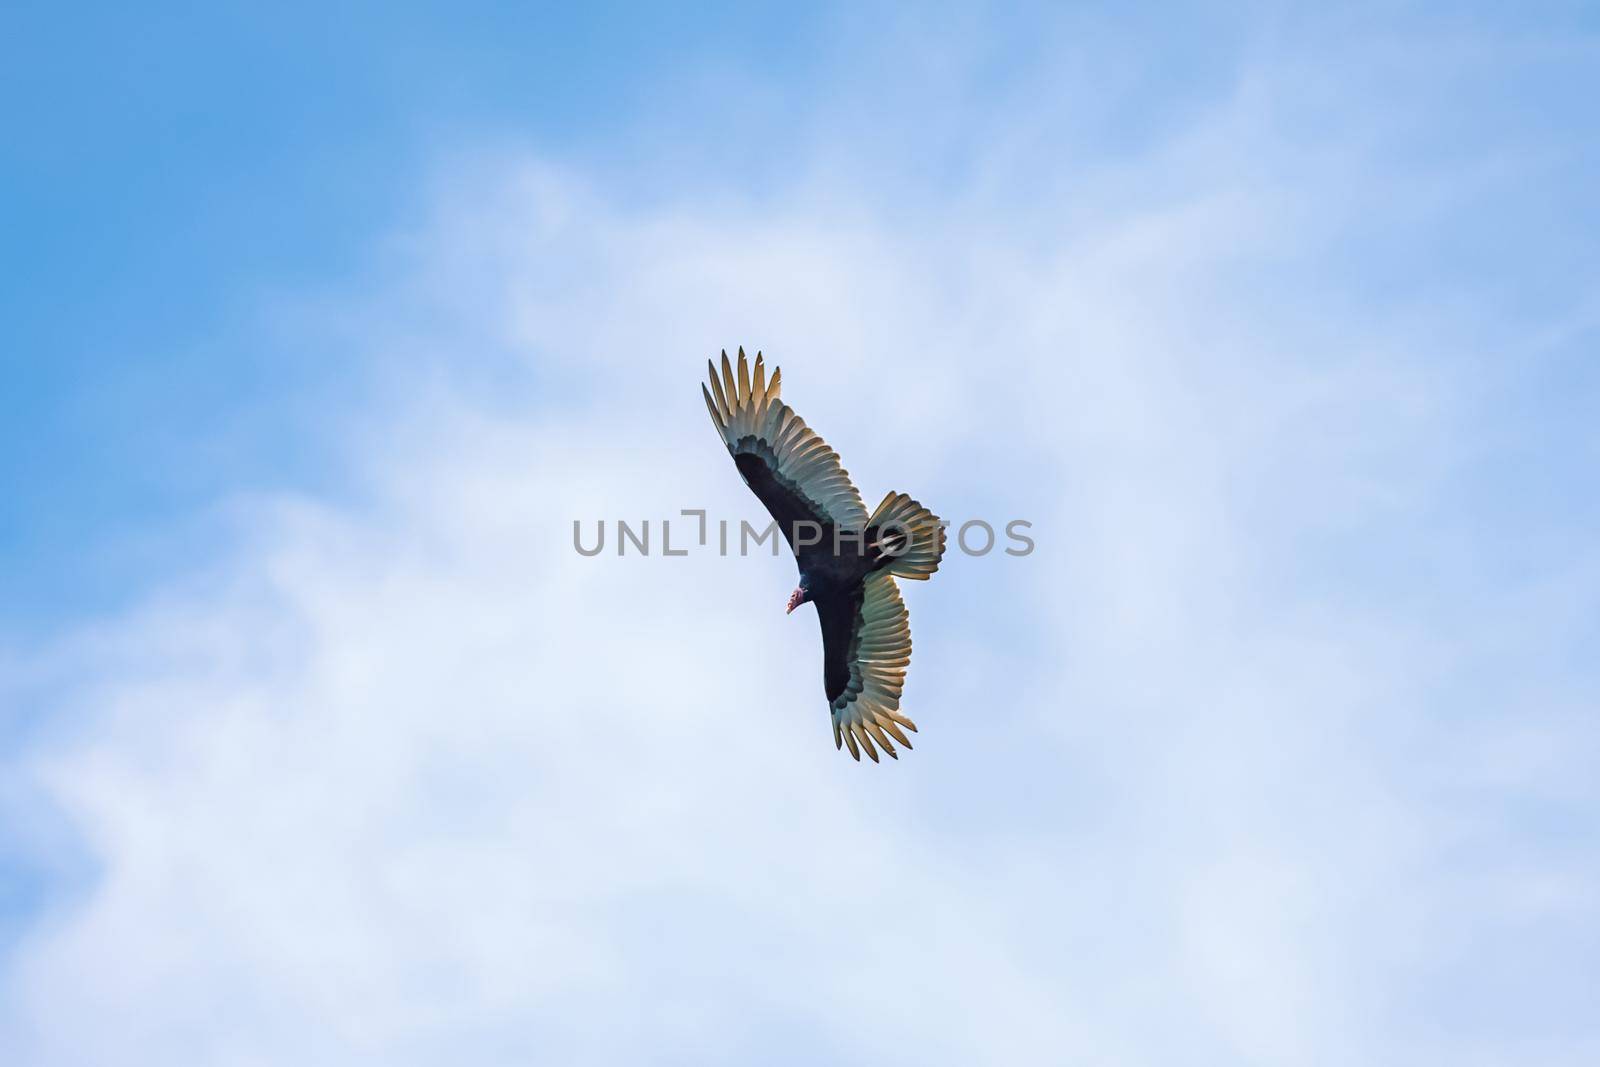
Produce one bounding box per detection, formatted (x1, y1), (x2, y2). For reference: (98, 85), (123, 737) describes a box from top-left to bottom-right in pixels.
(3, 3), (1599, 1064)
(2, 2), (816, 628)
(5, 3), (1596, 633)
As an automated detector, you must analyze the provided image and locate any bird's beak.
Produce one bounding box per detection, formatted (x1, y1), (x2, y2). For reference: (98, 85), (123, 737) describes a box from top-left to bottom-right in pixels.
(786, 586), (804, 614)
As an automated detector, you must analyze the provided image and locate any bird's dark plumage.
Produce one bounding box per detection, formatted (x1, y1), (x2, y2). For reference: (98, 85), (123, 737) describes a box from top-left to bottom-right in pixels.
(702, 348), (946, 761)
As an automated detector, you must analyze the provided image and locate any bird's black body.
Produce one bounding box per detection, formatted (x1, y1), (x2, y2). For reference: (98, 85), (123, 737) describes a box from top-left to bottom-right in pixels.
(813, 584), (868, 708)
(706, 349), (945, 761)
(735, 449), (913, 703)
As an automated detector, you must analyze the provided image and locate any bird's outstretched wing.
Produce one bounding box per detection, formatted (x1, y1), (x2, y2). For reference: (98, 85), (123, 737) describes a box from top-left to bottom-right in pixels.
(702, 348), (869, 550)
(816, 573), (918, 762)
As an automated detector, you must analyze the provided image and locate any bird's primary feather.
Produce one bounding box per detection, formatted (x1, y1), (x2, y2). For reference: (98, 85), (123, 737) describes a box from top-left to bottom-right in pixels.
(701, 349), (868, 542)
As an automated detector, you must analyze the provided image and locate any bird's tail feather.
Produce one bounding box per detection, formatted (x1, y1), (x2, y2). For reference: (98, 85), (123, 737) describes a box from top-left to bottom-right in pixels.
(867, 492), (946, 580)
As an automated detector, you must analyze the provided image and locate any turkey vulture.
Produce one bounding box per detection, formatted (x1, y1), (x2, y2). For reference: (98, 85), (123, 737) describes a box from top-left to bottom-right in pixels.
(702, 348), (946, 762)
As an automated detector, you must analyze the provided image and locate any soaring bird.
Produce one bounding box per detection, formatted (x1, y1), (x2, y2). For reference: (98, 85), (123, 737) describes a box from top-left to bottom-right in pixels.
(702, 348), (946, 762)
